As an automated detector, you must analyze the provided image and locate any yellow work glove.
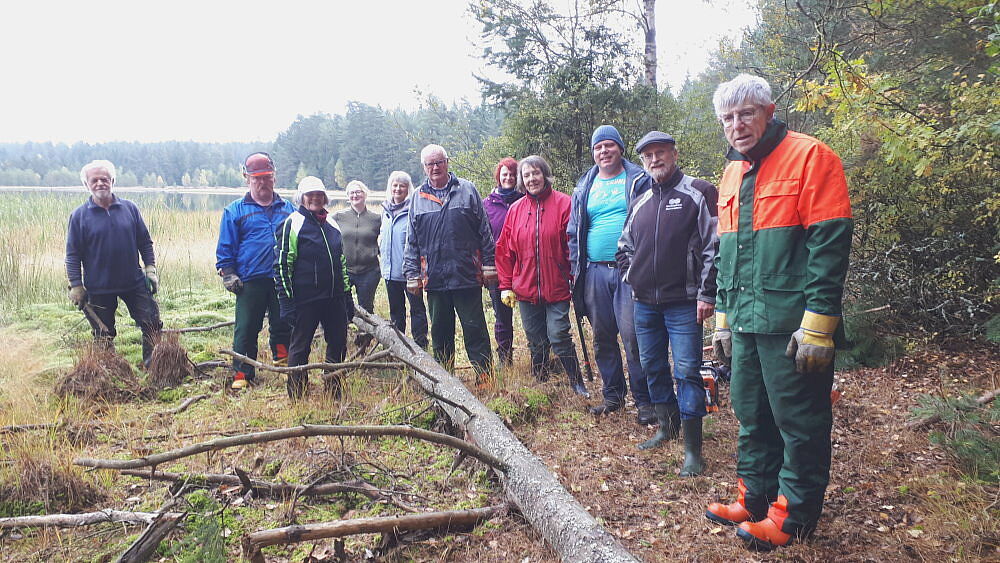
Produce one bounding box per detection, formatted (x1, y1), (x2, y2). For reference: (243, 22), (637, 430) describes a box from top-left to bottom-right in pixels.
(786, 310), (839, 374)
(501, 289), (518, 309)
(144, 264), (159, 294)
(711, 311), (732, 366)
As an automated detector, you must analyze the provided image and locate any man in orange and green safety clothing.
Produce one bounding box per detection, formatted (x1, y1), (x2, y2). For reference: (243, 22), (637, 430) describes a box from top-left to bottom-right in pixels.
(705, 74), (853, 550)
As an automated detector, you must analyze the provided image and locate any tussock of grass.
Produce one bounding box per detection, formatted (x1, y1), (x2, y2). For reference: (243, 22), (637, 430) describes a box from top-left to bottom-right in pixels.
(55, 343), (142, 403)
(0, 443), (105, 515)
(147, 332), (192, 389)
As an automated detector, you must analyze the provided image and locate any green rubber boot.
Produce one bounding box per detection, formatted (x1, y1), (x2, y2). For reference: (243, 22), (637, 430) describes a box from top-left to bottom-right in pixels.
(679, 418), (706, 476)
(638, 402), (680, 450)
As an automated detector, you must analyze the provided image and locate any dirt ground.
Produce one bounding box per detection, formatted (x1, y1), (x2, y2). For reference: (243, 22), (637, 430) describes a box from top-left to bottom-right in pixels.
(403, 341), (1000, 562)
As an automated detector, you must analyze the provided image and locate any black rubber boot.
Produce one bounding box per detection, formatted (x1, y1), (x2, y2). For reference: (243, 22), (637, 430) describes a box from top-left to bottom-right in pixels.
(559, 355), (590, 398)
(679, 418), (706, 476)
(636, 403), (657, 425)
(589, 400), (622, 415)
(530, 347), (548, 382)
(638, 403), (680, 450)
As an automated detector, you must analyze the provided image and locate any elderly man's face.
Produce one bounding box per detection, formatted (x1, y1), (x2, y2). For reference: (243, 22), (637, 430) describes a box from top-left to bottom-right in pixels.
(592, 140), (623, 176)
(86, 167), (114, 202)
(246, 172), (275, 203)
(721, 102), (775, 154)
(423, 149), (449, 188)
(640, 143), (679, 184)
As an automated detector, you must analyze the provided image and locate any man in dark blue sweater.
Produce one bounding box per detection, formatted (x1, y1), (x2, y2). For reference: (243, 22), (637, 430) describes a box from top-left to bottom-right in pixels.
(66, 160), (162, 368)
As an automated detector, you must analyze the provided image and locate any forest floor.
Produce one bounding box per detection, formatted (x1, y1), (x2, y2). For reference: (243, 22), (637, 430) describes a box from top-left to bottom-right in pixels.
(0, 307), (996, 562)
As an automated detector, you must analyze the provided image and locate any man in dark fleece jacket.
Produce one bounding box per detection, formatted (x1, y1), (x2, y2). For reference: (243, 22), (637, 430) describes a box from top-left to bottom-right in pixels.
(616, 131), (719, 476)
(66, 159), (162, 368)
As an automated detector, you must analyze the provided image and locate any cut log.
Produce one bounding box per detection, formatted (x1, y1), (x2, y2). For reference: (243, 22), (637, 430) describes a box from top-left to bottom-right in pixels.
(242, 504), (506, 563)
(353, 308), (638, 562)
(74, 424), (505, 472)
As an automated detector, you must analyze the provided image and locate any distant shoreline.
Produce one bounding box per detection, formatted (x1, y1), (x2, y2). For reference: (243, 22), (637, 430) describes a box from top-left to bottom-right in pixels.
(0, 186), (387, 201)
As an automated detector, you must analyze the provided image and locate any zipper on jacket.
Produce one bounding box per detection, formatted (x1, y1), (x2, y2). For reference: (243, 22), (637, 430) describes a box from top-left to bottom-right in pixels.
(534, 199), (543, 304)
(316, 215), (337, 296)
(654, 188), (661, 303)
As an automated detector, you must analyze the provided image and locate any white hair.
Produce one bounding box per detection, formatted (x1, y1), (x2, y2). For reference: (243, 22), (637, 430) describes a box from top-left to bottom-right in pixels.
(345, 180), (369, 195)
(80, 160), (117, 186)
(420, 144), (448, 163)
(713, 73), (773, 116)
(385, 170), (413, 198)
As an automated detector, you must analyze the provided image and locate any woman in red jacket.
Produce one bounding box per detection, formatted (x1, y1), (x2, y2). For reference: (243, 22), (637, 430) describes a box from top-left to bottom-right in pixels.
(496, 155), (589, 397)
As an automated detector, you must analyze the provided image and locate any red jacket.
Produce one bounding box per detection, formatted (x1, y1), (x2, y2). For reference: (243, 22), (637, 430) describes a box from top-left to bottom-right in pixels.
(496, 187), (573, 305)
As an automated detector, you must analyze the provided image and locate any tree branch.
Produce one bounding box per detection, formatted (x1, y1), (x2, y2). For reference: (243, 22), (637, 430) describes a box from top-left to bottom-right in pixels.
(0, 509), (178, 529)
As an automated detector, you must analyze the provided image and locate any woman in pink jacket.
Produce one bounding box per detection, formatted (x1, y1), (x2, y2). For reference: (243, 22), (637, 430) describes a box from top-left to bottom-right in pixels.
(496, 155), (589, 397)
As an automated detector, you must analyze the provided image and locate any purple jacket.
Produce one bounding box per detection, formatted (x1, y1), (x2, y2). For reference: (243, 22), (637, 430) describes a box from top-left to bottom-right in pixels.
(483, 187), (524, 243)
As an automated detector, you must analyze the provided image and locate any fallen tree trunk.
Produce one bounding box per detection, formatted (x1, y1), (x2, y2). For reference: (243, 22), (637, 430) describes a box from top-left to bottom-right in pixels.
(219, 349), (403, 375)
(115, 511), (186, 563)
(0, 509), (176, 529)
(353, 308), (638, 562)
(121, 469), (389, 500)
(74, 424), (505, 472)
(242, 504), (506, 563)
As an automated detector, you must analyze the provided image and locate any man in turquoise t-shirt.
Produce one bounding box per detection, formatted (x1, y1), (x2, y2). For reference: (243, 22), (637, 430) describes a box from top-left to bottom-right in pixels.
(567, 125), (654, 424)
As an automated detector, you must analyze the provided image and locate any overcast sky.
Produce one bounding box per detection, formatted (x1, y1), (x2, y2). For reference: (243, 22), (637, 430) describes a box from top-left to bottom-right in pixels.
(4, 0), (754, 143)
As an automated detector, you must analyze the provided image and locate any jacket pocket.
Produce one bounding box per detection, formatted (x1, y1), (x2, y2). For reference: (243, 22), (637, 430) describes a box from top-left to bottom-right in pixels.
(718, 193), (737, 233)
(754, 179), (800, 230)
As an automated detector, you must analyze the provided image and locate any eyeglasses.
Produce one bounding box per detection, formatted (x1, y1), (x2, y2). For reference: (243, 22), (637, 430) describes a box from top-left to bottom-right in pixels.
(718, 108), (758, 128)
(423, 159), (448, 168)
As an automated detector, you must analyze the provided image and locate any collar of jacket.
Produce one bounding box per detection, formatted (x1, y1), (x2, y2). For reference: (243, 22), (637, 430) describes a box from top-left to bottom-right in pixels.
(651, 167), (684, 192)
(421, 172), (459, 192)
(298, 204), (328, 223)
(526, 185), (553, 202)
(382, 197), (410, 217)
(725, 119), (789, 163)
(576, 158), (649, 197)
(242, 191), (285, 207)
(86, 194), (121, 209)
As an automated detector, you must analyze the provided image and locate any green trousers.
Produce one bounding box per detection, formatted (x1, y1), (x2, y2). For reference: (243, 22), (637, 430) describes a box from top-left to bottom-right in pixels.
(233, 277), (291, 379)
(731, 332), (833, 534)
(426, 287), (492, 375)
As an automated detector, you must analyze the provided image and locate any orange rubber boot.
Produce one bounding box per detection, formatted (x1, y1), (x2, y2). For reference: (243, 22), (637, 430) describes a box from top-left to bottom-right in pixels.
(273, 344), (289, 367)
(737, 495), (793, 550)
(706, 479), (758, 526)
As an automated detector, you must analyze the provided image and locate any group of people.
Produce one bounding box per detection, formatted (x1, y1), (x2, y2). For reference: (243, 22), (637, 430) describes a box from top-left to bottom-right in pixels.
(64, 73), (852, 551)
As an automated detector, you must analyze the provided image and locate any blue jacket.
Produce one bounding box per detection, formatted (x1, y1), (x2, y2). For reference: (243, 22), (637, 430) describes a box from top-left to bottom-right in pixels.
(402, 173), (495, 291)
(66, 195), (154, 295)
(380, 198), (411, 282)
(567, 159), (651, 289)
(216, 192), (295, 282)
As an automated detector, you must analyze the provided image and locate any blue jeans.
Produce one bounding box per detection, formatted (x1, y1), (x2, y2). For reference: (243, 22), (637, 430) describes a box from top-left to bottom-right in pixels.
(518, 300), (577, 369)
(583, 262), (649, 406)
(634, 300), (706, 420)
(348, 268), (381, 314)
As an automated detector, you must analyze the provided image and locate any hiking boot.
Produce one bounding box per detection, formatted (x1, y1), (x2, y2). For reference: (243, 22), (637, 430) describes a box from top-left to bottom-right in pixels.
(736, 496), (794, 550)
(706, 479), (764, 526)
(636, 403), (657, 425)
(589, 400), (622, 415)
(231, 371), (249, 390)
(273, 344), (288, 367)
(638, 403), (680, 450)
(679, 418), (706, 476)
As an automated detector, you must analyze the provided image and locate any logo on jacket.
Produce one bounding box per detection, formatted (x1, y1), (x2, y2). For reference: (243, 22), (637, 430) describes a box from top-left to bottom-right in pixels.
(664, 197), (682, 211)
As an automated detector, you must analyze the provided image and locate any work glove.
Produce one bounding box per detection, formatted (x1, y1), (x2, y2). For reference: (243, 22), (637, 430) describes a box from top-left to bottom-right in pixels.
(68, 285), (88, 310)
(222, 272), (243, 294)
(481, 265), (498, 289)
(786, 310), (839, 374)
(501, 289), (518, 309)
(279, 297), (297, 326)
(406, 277), (423, 296)
(344, 292), (356, 322)
(143, 264), (159, 294)
(712, 311), (732, 367)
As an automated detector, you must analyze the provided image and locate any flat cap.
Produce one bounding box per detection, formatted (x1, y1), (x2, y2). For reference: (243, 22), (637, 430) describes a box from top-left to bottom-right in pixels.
(635, 131), (676, 154)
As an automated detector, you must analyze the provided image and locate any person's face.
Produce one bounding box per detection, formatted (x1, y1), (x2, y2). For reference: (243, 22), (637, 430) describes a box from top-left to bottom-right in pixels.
(246, 172), (275, 202)
(592, 140), (623, 175)
(390, 180), (410, 203)
(640, 143), (679, 184)
(720, 102), (775, 154)
(521, 164), (546, 196)
(348, 187), (367, 207)
(85, 167), (113, 201)
(302, 192), (327, 212)
(422, 150), (449, 187)
(498, 166), (516, 189)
